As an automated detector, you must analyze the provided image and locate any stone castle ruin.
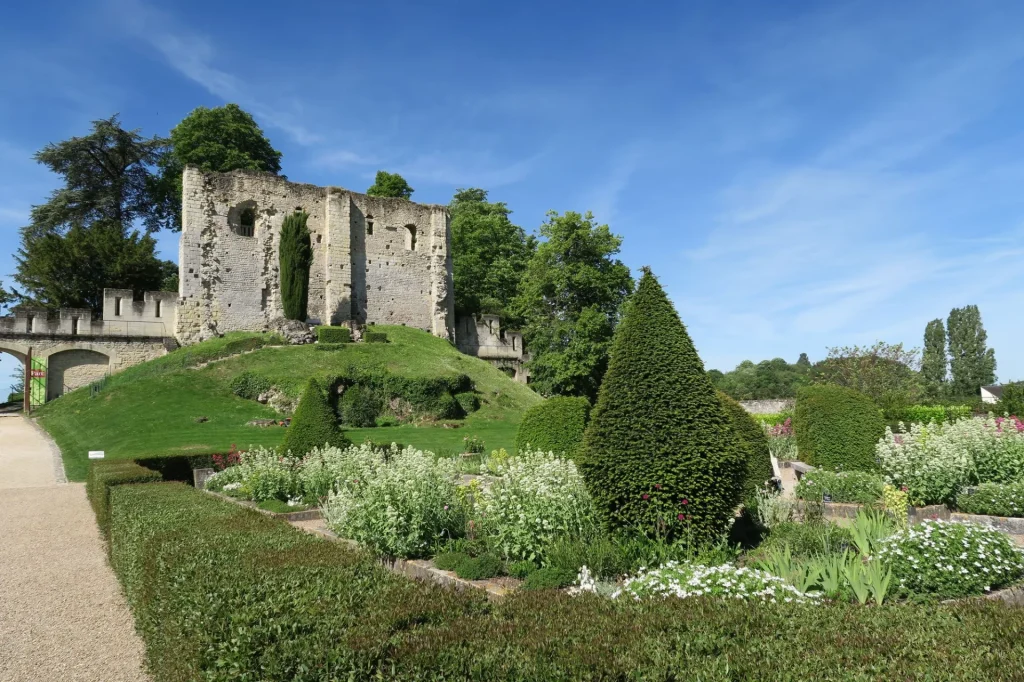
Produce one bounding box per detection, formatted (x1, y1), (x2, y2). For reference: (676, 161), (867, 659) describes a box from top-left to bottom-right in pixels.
(0, 168), (526, 406)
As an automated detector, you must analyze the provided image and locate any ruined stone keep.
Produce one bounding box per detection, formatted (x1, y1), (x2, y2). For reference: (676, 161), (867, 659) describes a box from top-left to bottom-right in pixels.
(176, 167), (455, 344)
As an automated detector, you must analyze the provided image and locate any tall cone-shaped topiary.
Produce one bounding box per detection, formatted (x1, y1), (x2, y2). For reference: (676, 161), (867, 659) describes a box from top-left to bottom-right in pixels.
(717, 390), (774, 501)
(279, 211), (312, 321)
(580, 268), (745, 543)
(282, 378), (348, 457)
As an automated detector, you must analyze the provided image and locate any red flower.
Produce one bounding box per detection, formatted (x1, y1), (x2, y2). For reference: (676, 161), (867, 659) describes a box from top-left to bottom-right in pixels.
(654, 484), (662, 490)
(642, 494), (650, 500)
(681, 498), (689, 505)
(677, 513), (684, 521)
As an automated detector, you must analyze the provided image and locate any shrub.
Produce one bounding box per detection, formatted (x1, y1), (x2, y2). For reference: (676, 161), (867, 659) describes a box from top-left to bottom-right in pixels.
(86, 460), (161, 536)
(521, 566), (576, 590)
(453, 554), (503, 580)
(339, 384), (382, 427)
(764, 417), (798, 461)
(515, 396), (591, 456)
(875, 520), (1024, 598)
(364, 331), (388, 343)
(281, 378), (347, 457)
(507, 560), (537, 579)
(581, 270), (745, 543)
(794, 469), (885, 504)
(877, 416), (1024, 505)
(279, 211), (311, 321)
(316, 326), (351, 344)
(718, 391), (774, 499)
(886, 404), (972, 424)
(752, 411), (794, 427)
(1001, 382), (1024, 418)
(477, 450), (599, 562)
(957, 482), (1024, 517)
(229, 371), (271, 400)
(321, 444), (466, 558)
(454, 391), (480, 414)
(433, 551), (470, 571)
(611, 562), (819, 603)
(433, 392), (463, 420)
(794, 384), (884, 471)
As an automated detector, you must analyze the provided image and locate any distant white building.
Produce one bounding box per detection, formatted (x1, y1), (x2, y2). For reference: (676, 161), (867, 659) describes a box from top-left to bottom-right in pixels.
(981, 385), (1003, 404)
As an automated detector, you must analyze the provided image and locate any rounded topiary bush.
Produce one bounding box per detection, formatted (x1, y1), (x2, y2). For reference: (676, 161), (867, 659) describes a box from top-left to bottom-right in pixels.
(515, 396), (592, 456)
(717, 391), (774, 500)
(340, 385), (383, 427)
(580, 269), (745, 544)
(794, 384), (884, 471)
(282, 378), (348, 456)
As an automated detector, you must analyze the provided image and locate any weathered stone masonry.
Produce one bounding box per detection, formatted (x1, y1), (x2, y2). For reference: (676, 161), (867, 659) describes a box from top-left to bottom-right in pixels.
(177, 167), (454, 344)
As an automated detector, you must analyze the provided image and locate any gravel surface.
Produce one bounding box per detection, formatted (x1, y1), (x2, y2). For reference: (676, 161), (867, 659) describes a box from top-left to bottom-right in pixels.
(0, 415), (149, 682)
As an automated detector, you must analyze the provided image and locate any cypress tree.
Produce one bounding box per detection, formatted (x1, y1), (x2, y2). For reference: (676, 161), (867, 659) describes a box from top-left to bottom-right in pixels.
(282, 378), (348, 457)
(580, 268), (744, 543)
(717, 390), (774, 500)
(279, 211), (311, 321)
(922, 318), (947, 389)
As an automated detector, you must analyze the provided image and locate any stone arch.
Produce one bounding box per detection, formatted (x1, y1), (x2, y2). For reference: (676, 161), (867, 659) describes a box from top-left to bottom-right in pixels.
(38, 343), (118, 366)
(44, 347), (112, 401)
(0, 340), (30, 363)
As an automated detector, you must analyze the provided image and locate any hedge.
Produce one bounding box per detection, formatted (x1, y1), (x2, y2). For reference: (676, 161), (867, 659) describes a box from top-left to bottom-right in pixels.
(1001, 382), (1024, 419)
(325, 368), (472, 420)
(103, 482), (1024, 680)
(515, 396), (591, 456)
(316, 326), (351, 344)
(717, 391), (774, 499)
(86, 460), (161, 536)
(794, 384), (885, 471)
(581, 270), (745, 543)
(364, 331), (388, 343)
(340, 384), (383, 427)
(229, 371), (271, 400)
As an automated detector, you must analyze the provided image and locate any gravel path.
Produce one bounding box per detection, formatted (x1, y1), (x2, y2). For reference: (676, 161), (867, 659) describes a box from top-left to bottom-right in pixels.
(0, 414), (149, 681)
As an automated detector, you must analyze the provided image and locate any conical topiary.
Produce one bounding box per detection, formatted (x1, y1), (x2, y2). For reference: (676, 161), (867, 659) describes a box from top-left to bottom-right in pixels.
(279, 211), (312, 321)
(717, 390), (774, 501)
(579, 268), (745, 543)
(282, 378), (348, 457)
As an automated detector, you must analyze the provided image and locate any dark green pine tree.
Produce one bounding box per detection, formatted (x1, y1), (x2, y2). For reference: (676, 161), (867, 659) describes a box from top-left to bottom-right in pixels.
(580, 268), (745, 543)
(279, 211), (311, 321)
(282, 378), (348, 457)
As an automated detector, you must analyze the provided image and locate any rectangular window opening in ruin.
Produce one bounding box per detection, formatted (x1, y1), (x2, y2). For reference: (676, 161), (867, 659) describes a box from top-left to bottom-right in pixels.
(26, 314), (34, 332)
(155, 300), (162, 318)
(261, 288), (269, 311)
(72, 316), (79, 335)
(406, 225), (417, 251)
(114, 297), (122, 316)
(367, 220), (374, 236)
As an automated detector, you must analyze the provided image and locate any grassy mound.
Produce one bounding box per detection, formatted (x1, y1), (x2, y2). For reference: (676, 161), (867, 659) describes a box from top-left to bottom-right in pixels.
(37, 326), (540, 480)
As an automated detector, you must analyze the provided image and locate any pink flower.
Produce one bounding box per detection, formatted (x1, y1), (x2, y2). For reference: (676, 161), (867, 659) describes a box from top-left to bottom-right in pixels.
(443, 505), (449, 511)
(681, 498), (689, 505)
(642, 494), (650, 500)
(677, 513), (684, 521)
(654, 484), (662, 490)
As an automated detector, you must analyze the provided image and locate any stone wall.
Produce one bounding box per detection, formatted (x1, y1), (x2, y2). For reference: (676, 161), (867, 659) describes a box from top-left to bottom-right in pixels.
(178, 168), (454, 344)
(739, 399), (795, 414)
(454, 314), (528, 383)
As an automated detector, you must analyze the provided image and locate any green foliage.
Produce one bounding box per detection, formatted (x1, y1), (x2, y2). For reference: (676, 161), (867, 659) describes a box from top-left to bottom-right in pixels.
(453, 554), (504, 580)
(884, 403), (972, 424)
(279, 211), (312, 321)
(434, 392), (463, 420)
(957, 481), (1024, 517)
(520, 566), (577, 590)
(713, 357), (810, 400)
(717, 391), (774, 499)
(947, 305), (997, 396)
(340, 384), (383, 427)
(923, 318), (948, 392)
(154, 103), (282, 229)
(813, 341), (923, 413)
(514, 396), (591, 456)
(580, 270), (745, 543)
(751, 411), (794, 427)
(364, 331), (388, 343)
(86, 460), (161, 536)
(432, 551), (469, 571)
(449, 188), (536, 318)
(794, 384), (884, 471)
(282, 378), (346, 456)
(510, 210), (634, 400)
(794, 470), (886, 504)
(316, 326), (351, 344)
(507, 559), (537, 579)
(1001, 382), (1024, 418)
(454, 391), (480, 414)
(229, 371), (271, 400)
(366, 170), (414, 199)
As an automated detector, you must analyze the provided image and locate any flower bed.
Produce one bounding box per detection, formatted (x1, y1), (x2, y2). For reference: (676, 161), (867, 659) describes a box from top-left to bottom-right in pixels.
(957, 481), (1024, 518)
(608, 562), (819, 603)
(794, 469), (885, 504)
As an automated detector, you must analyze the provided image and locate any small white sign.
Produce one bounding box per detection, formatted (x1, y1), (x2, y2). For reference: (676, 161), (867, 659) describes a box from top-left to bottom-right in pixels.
(88, 451), (105, 460)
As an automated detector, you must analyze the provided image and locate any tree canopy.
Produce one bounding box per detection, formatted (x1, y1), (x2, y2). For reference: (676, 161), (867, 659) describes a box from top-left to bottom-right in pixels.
(922, 318), (947, 394)
(712, 357), (810, 400)
(155, 104), (282, 230)
(449, 188), (535, 319)
(366, 170), (414, 199)
(510, 210), (633, 400)
(947, 305), (996, 396)
(812, 341), (922, 411)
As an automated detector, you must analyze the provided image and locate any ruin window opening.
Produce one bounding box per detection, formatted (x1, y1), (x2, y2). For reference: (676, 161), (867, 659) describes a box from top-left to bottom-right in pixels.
(155, 300), (162, 318)
(261, 288), (269, 311)
(71, 316), (79, 335)
(405, 225), (417, 251)
(512, 335), (517, 351)
(238, 208), (256, 237)
(114, 297), (122, 316)
(366, 215), (374, 236)
(26, 314), (34, 332)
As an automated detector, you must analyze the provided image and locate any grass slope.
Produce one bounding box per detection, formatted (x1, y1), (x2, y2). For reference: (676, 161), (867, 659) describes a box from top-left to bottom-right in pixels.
(38, 326), (540, 480)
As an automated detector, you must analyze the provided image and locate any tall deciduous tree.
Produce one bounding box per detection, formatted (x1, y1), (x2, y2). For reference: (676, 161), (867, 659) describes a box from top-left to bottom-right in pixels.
(510, 210), (633, 400)
(14, 116), (174, 311)
(449, 188), (535, 319)
(279, 211), (312, 321)
(366, 170), (414, 199)
(947, 305), (996, 396)
(922, 318), (948, 391)
(813, 341), (922, 410)
(155, 104), (283, 230)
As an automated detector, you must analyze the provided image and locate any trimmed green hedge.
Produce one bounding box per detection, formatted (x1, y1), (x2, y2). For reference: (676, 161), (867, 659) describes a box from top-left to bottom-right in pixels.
(1001, 382), (1024, 419)
(326, 368), (473, 421)
(340, 384), (383, 427)
(86, 460), (161, 536)
(717, 391), (774, 499)
(515, 396), (591, 456)
(364, 331), (388, 343)
(794, 384), (885, 471)
(317, 326), (351, 344)
(281, 378), (348, 456)
(103, 482), (1024, 680)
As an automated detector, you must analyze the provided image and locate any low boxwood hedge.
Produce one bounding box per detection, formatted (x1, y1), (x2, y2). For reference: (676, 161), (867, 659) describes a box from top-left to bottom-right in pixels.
(364, 331), (388, 343)
(86, 460), (161, 536)
(515, 396), (591, 456)
(316, 326), (351, 344)
(103, 483), (1024, 681)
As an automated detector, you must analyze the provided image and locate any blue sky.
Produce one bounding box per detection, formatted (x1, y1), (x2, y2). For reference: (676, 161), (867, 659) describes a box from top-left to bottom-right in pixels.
(3, 0), (1024, 392)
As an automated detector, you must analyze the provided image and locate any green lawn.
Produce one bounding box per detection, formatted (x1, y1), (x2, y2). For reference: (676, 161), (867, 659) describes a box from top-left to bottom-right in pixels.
(37, 326), (540, 480)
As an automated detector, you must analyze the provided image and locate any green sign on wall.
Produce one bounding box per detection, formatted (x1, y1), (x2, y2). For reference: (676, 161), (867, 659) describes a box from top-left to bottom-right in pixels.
(29, 356), (47, 407)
